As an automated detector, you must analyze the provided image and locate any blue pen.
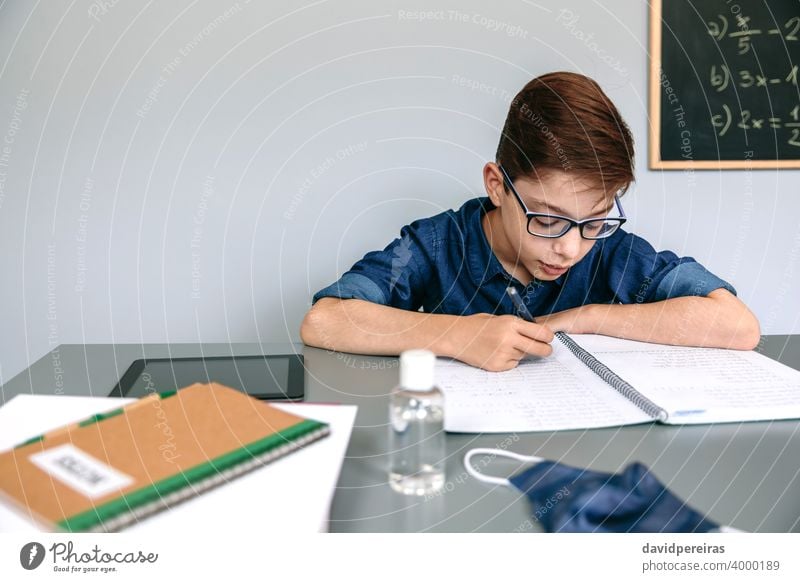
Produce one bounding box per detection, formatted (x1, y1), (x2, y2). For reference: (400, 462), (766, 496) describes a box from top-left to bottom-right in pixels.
(506, 286), (535, 322)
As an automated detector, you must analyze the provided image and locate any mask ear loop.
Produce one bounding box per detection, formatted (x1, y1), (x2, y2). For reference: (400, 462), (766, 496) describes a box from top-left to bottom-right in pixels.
(464, 448), (546, 487)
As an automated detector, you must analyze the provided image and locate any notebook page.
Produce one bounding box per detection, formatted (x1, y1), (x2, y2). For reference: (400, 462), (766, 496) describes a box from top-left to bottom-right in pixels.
(569, 335), (800, 424)
(437, 338), (652, 433)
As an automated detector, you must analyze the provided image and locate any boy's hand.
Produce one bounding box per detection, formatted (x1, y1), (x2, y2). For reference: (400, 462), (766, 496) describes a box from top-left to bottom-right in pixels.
(534, 305), (594, 334)
(448, 313), (554, 372)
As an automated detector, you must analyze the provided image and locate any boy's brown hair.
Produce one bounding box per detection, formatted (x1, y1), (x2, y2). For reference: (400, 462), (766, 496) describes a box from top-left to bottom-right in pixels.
(496, 71), (634, 198)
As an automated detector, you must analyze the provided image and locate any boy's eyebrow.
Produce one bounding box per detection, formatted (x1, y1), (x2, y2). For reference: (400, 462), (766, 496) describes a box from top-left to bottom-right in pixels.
(528, 196), (611, 218)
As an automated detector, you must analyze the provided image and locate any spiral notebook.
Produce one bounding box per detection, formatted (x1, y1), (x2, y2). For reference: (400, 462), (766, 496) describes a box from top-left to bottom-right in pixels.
(0, 383), (330, 532)
(438, 333), (800, 433)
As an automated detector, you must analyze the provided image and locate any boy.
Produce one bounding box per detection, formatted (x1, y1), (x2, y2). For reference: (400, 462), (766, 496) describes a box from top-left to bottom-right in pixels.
(300, 72), (760, 371)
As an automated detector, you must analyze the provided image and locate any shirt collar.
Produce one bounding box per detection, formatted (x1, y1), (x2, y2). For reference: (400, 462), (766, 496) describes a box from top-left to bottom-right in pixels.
(466, 197), (508, 286)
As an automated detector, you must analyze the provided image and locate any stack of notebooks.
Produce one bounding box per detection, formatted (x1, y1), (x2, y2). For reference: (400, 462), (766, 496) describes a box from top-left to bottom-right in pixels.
(0, 383), (330, 532)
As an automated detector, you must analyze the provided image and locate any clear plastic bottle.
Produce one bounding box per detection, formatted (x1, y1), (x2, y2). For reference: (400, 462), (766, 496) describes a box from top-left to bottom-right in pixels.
(388, 349), (445, 495)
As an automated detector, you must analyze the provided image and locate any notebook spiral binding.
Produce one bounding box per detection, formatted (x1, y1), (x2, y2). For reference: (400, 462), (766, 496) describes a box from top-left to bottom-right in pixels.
(86, 425), (331, 533)
(556, 332), (668, 422)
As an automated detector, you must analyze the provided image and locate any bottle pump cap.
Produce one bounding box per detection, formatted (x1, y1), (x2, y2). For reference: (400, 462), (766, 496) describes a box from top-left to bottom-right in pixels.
(400, 349), (436, 390)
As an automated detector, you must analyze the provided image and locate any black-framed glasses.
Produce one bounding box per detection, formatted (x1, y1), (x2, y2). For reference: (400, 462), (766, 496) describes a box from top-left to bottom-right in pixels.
(498, 164), (627, 240)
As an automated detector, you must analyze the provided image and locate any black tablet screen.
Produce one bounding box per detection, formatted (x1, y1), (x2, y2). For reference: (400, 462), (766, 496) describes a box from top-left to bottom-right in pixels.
(111, 355), (304, 400)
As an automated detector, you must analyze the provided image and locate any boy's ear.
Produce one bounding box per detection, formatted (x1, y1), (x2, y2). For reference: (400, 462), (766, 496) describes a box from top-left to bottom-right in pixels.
(483, 162), (506, 206)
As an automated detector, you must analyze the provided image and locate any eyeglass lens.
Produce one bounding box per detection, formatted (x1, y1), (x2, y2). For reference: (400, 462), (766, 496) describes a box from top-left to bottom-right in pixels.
(527, 216), (621, 239)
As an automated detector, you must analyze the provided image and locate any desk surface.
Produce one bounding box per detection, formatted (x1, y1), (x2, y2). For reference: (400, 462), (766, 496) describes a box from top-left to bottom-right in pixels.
(2, 336), (799, 532)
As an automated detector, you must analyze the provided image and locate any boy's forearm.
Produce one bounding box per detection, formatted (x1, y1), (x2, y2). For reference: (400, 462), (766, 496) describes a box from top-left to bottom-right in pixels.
(540, 290), (761, 350)
(300, 298), (459, 357)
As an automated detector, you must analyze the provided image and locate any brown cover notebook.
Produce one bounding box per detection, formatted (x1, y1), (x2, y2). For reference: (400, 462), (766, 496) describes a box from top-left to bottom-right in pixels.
(0, 383), (329, 532)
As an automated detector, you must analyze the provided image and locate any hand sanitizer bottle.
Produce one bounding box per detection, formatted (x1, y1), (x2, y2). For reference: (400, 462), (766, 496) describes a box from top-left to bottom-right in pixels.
(388, 349), (445, 495)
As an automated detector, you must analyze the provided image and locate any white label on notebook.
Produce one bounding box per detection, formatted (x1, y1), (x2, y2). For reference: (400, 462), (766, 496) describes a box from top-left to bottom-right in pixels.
(29, 444), (134, 499)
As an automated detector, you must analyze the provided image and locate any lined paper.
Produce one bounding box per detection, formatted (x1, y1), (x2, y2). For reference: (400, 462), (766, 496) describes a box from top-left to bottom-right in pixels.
(438, 338), (651, 433)
(574, 335), (800, 424)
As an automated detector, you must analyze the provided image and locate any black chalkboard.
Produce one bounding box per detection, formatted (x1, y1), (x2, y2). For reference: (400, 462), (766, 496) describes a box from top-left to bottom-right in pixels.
(651, 0), (800, 168)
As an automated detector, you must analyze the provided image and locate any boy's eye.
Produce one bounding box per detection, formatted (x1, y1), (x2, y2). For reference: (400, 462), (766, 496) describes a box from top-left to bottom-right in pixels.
(533, 216), (559, 227)
(584, 222), (602, 232)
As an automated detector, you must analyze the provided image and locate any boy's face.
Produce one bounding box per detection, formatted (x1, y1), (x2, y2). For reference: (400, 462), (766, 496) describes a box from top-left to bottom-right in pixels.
(483, 163), (615, 283)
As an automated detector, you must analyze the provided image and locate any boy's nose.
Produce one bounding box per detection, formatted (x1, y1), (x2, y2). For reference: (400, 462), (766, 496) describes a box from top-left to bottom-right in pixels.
(551, 226), (583, 261)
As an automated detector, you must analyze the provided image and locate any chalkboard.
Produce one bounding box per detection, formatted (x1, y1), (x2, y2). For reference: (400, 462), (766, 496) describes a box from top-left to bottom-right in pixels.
(650, 0), (800, 168)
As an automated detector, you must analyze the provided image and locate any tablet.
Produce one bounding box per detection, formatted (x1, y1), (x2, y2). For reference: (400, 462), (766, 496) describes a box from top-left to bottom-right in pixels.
(109, 354), (305, 400)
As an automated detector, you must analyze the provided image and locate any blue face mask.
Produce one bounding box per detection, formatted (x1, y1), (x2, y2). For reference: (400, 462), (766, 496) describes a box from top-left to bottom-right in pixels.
(464, 448), (722, 533)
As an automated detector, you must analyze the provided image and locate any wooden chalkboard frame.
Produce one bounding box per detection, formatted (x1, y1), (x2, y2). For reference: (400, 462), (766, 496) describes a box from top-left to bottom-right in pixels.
(649, 0), (800, 169)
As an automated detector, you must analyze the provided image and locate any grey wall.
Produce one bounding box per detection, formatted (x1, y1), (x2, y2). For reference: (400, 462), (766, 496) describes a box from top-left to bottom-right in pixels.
(1, 0), (799, 384)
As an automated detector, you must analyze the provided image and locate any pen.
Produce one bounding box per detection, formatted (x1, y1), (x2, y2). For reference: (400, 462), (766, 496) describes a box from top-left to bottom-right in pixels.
(506, 286), (535, 322)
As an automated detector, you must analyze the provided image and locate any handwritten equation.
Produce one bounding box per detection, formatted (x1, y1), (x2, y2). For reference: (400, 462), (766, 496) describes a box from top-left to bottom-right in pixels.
(711, 104), (800, 146)
(710, 64), (797, 91)
(702, 9), (800, 147)
(707, 13), (800, 54)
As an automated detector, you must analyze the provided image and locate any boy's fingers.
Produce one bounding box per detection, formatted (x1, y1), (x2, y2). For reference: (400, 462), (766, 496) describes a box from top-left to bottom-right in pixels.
(515, 335), (553, 358)
(515, 321), (555, 343)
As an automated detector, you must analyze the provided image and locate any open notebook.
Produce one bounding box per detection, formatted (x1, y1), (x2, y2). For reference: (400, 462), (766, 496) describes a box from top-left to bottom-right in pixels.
(438, 333), (800, 433)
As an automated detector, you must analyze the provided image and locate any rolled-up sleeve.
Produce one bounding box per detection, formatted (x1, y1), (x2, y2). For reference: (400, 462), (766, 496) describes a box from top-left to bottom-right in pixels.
(311, 218), (437, 310)
(603, 232), (736, 303)
(312, 272), (388, 305)
(651, 260), (736, 300)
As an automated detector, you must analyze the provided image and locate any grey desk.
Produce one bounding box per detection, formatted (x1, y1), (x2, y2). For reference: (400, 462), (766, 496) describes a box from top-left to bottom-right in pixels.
(2, 337), (799, 532)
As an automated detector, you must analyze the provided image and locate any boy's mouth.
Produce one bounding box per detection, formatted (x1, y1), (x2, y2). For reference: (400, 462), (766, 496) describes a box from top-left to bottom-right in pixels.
(539, 262), (569, 276)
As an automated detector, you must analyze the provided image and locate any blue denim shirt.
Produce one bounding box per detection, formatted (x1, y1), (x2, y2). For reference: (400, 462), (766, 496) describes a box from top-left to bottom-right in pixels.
(312, 197), (736, 316)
